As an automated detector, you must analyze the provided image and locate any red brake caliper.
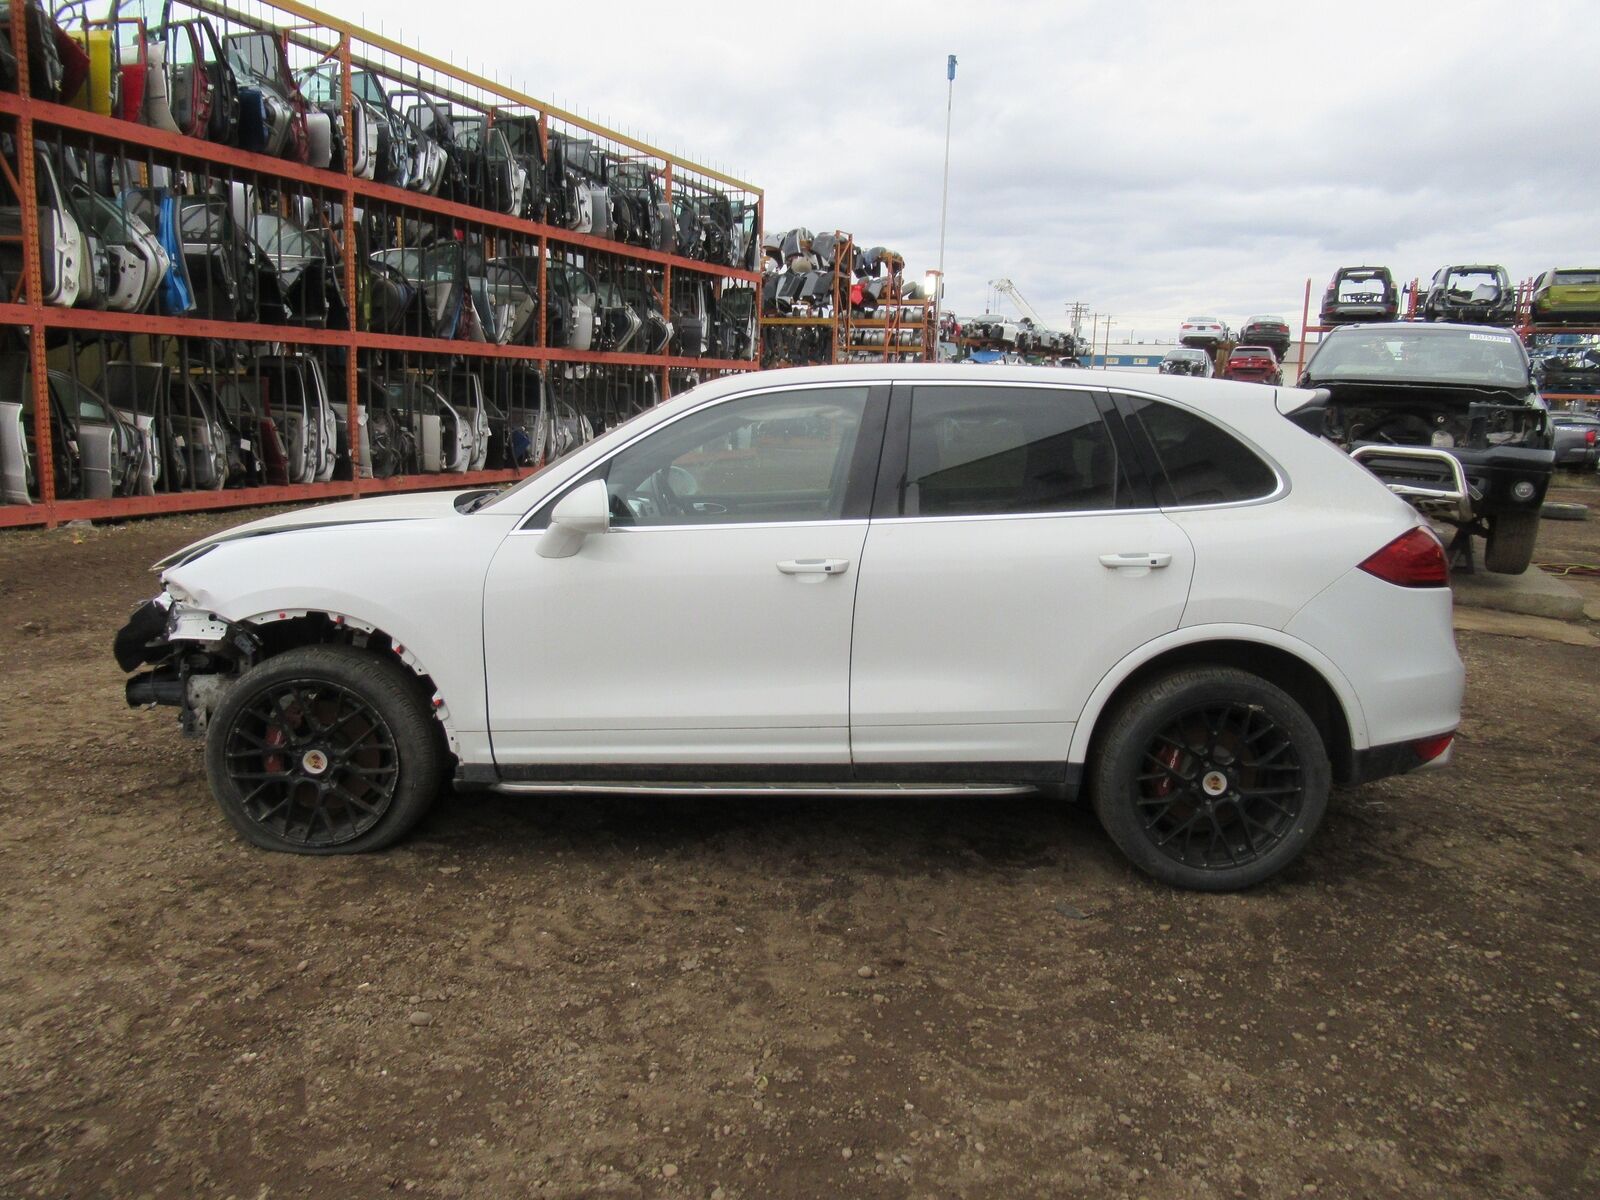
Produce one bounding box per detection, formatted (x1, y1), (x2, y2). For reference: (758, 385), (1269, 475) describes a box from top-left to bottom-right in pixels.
(263, 725), (288, 774)
(1151, 744), (1182, 798)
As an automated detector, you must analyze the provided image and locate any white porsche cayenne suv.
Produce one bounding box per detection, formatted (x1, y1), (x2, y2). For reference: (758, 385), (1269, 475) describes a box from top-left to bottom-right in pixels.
(115, 365), (1464, 891)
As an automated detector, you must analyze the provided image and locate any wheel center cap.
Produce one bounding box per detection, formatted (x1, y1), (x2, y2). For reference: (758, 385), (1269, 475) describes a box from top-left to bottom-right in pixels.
(1201, 770), (1229, 798)
(301, 748), (331, 776)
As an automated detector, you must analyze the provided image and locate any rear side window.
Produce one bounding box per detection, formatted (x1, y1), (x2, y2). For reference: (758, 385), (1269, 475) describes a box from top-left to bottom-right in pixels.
(903, 386), (1134, 516)
(1119, 395), (1278, 507)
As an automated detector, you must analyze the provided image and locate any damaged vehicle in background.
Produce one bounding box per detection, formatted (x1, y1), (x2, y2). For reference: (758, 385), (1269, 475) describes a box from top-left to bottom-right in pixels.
(1421, 264), (1516, 326)
(1527, 332), (1600, 396)
(1300, 323), (1554, 574)
(1158, 347), (1215, 378)
(1320, 266), (1399, 326)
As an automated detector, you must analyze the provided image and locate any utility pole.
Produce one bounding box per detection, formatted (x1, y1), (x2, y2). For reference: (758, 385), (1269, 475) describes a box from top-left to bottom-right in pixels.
(1102, 316), (1114, 369)
(1063, 301), (1088, 339)
(935, 54), (956, 356)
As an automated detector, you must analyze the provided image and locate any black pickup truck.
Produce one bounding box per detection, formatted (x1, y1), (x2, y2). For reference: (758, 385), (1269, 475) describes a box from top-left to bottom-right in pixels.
(1300, 323), (1554, 574)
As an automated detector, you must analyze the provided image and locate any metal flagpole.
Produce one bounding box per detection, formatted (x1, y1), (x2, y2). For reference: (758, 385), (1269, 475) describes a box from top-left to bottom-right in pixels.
(935, 54), (956, 358)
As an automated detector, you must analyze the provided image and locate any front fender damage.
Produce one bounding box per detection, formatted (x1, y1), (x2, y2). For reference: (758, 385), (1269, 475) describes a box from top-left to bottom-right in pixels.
(117, 595), (262, 734)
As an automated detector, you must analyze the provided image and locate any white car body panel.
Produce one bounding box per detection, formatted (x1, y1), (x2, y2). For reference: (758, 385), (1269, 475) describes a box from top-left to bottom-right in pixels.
(309, 361), (337, 483)
(1283, 571), (1461, 745)
(849, 510), (1194, 763)
(305, 111), (334, 169)
(1063, 622), (1371, 763)
(413, 410), (443, 473)
(162, 510), (522, 747)
(0, 401), (30, 503)
(482, 522), (869, 763)
(74, 420), (118, 498)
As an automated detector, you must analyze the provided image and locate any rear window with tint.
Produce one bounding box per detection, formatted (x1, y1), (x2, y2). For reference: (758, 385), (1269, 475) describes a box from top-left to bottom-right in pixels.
(1119, 395), (1279, 507)
(904, 386), (1134, 516)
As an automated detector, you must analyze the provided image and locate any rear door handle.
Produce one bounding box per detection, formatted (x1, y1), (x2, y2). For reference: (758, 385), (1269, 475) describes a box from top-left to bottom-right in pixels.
(777, 558), (851, 576)
(1099, 552), (1173, 570)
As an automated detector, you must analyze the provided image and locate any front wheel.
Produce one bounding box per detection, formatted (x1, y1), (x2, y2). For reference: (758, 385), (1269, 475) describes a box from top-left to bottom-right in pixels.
(205, 645), (444, 854)
(1483, 511), (1540, 574)
(1091, 667), (1331, 891)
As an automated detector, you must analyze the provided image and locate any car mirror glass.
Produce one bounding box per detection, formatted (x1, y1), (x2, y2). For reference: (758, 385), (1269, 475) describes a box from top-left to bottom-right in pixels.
(537, 477), (610, 558)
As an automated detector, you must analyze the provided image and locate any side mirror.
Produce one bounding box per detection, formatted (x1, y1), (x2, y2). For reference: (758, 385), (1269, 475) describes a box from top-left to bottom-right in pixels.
(536, 477), (610, 559)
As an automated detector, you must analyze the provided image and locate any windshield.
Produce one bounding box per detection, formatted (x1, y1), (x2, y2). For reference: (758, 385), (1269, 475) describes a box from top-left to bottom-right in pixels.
(1553, 270), (1600, 286)
(1307, 328), (1530, 388)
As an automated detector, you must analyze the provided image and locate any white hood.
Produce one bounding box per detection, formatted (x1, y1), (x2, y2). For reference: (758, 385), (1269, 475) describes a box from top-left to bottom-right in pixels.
(153, 488), (492, 571)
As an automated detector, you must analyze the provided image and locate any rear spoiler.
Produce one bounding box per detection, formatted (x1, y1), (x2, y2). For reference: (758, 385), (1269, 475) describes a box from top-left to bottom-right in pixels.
(1275, 385), (1329, 434)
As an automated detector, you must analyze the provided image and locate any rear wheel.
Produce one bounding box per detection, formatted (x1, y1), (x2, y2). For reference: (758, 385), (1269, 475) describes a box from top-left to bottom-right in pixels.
(205, 646), (443, 854)
(1483, 511), (1541, 574)
(1091, 667), (1331, 891)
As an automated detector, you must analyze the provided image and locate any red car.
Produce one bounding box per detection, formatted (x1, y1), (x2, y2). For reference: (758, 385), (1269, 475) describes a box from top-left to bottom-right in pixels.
(1222, 345), (1282, 384)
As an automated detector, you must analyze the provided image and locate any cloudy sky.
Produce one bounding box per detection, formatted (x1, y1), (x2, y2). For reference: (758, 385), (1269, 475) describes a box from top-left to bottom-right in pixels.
(347, 0), (1595, 340)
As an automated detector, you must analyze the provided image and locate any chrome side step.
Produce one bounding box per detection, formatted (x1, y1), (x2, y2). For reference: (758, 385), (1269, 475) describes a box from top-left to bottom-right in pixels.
(493, 781), (1037, 798)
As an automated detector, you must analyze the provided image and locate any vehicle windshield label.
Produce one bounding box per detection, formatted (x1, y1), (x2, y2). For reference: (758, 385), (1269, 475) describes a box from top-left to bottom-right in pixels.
(1469, 333), (1514, 343)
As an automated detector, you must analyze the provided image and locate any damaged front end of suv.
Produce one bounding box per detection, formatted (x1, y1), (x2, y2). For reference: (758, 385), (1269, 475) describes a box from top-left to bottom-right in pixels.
(1301, 322), (1554, 574)
(115, 587), (262, 734)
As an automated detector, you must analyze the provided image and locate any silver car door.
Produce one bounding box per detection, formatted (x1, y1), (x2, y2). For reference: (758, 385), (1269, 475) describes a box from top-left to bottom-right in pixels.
(0, 401), (30, 503)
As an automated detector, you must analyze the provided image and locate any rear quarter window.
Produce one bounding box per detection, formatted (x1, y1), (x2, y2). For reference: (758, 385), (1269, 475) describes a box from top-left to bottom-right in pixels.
(1118, 394), (1279, 507)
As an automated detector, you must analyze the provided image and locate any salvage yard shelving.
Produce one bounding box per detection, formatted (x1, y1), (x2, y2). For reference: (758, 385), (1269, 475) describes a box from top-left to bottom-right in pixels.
(758, 229), (935, 368)
(1, 0), (762, 528)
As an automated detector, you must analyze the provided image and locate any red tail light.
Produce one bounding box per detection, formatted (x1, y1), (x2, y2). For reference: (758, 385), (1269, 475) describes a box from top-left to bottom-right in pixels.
(1412, 733), (1455, 763)
(1587, 430), (1596, 446)
(1359, 527), (1449, 587)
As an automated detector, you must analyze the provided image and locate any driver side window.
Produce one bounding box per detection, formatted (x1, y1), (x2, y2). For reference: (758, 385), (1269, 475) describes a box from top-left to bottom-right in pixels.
(602, 387), (870, 527)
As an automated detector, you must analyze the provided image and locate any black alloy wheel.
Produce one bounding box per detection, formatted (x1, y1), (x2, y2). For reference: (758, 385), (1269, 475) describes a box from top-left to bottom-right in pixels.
(205, 646), (443, 854)
(1092, 667), (1331, 891)
(1134, 702), (1305, 871)
(222, 678), (398, 847)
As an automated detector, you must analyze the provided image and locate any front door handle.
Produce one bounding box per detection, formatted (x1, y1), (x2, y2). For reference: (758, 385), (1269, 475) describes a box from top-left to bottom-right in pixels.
(777, 558), (851, 576)
(1099, 552), (1173, 570)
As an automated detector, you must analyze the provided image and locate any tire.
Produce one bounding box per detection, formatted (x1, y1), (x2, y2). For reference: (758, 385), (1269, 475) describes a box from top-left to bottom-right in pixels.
(205, 645), (444, 854)
(1541, 501), (1588, 522)
(1483, 511), (1541, 574)
(1090, 667), (1331, 892)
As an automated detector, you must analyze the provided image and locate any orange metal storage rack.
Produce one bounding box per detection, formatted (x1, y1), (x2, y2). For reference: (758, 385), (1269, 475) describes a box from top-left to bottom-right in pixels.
(1, 0), (763, 528)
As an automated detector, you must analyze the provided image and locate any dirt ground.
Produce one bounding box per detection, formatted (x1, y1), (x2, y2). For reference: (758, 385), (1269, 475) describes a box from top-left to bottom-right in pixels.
(1, 482), (1597, 1200)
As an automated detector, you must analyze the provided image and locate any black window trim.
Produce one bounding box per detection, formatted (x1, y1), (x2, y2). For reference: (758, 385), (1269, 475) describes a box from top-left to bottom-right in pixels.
(1110, 389), (1289, 511)
(872, 380), (1159, 522)
(518, 381), (891, 532)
